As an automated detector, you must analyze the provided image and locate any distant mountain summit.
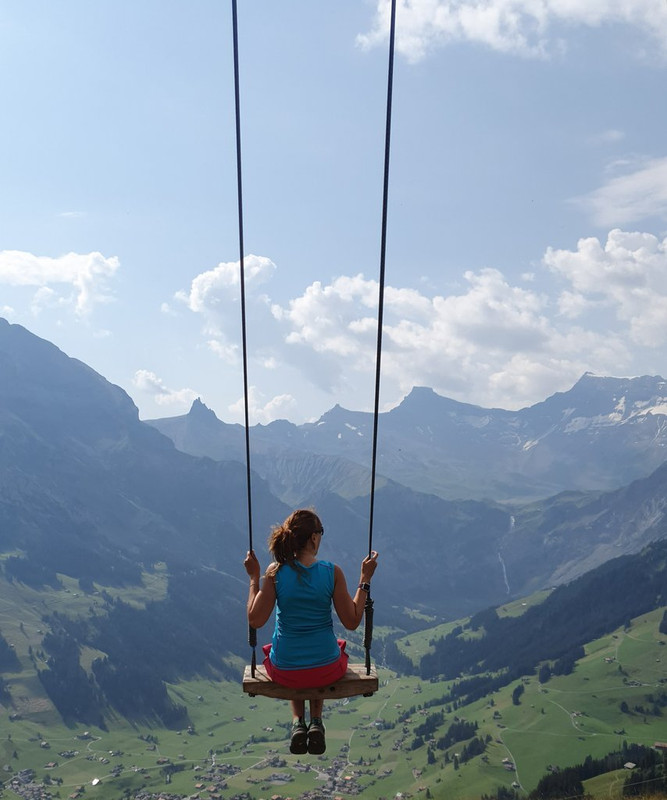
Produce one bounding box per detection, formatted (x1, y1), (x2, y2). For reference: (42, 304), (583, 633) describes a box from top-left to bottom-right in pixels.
(149, 373), (667, 502)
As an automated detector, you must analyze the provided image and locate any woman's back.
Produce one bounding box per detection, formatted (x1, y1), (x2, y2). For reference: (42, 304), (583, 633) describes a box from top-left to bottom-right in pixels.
(272, 560), (339, 669)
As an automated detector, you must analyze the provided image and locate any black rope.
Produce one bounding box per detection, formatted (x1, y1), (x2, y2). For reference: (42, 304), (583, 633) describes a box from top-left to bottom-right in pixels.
(231, 0), (397, 682)
(231, 0), (257, 676)
(364, 0), (397, 675)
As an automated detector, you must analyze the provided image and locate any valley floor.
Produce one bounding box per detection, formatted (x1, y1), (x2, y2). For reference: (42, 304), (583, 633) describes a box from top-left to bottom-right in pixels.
(2, 610), (666, 800)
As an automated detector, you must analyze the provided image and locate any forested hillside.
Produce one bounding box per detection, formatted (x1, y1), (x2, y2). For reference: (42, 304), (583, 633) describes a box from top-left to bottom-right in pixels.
(420, 539), (667, 698)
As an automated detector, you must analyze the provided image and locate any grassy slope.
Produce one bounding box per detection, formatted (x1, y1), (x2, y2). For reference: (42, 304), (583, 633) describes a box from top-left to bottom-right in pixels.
(2, 594), (666, 800)
(395, 590), (554, 668)
(0, 565), (664, 799)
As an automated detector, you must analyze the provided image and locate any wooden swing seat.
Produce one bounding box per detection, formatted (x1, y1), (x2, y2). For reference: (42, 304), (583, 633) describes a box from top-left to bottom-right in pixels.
(243, 663), (378, 700)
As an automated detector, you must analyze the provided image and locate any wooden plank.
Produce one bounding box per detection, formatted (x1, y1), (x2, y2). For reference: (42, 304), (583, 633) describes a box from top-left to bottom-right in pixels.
(242, 663), (378, 700)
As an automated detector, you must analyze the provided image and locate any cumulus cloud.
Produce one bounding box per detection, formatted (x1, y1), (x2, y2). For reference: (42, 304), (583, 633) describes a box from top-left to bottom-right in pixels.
(183, 232), (667, 416)
(358, 0), (667, 61)
(175, 254), (277, 349)
(268, 264), (630, 411)
(174, 253), (287, 421)
(132, 369), (198, 409)
(0, 250), (119, 315)
(228, 386), (297, 425)
(176, 255), (275, 315)
(545, 228), (667, 346)
(575, 156), (667, 226)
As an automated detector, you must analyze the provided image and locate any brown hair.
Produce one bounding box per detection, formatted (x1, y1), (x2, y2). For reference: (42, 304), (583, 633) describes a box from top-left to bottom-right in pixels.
(266, 508), (322, 578)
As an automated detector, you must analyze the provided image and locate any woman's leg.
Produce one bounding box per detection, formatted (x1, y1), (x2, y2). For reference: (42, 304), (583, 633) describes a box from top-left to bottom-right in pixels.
(291, 699), (305, 720)
(308, 698), (323, 720)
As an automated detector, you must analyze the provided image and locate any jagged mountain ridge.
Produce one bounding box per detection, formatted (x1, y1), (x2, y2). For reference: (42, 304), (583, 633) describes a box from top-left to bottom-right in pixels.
(149, 374), (667, 503)
(3, 316), (667, 618)
(3, 317), (667, 727)
(0, 319), (516, 623)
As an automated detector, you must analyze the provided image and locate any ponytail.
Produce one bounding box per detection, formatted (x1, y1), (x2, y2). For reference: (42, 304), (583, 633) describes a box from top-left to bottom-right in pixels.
(266, 509), (322, 578)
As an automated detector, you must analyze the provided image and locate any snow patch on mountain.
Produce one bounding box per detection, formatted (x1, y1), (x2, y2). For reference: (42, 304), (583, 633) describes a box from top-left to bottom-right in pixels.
(634, 402), (667, 417)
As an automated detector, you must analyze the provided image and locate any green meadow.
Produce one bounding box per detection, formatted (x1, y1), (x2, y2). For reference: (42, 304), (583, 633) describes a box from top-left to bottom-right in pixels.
(2, 598), (666, 800)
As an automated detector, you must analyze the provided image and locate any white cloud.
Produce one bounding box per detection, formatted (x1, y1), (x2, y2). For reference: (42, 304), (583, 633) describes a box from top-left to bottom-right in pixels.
(31, 286), (67, 315)
(275, 274), (380, 358)
(545, 228), (667, 346)
(575, 156), (667, 226)
(176, 254), (277, 346)
(132, 369), (198, 409)
(160, 302), (178, 315)
(358, 0), (667, 61)
(177, 255), (275, 315)
(556, 289), (592, 318)
(206, 339), (238, 363)
(0, 250), (119, 315)
(182, 231), (667, 416)
(228, 386), (297, 425)
(268, 263), (630, 411)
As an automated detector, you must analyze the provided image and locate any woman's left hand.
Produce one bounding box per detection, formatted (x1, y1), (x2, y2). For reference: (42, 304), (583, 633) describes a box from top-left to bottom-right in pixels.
(361, 550), (379, 583)
(244, 550), (261, 582)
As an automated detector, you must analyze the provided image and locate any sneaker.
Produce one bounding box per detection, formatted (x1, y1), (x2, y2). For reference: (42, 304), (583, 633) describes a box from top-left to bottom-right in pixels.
(290, 718), (308, 754)
(307, 717), (326, 755)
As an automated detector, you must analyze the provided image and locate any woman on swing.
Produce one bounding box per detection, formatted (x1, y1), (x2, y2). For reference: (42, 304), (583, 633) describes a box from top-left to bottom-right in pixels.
(244, 508), (378, 755)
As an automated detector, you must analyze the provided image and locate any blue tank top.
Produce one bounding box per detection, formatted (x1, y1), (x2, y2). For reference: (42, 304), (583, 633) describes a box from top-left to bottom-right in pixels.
(270, 559), (340, 670)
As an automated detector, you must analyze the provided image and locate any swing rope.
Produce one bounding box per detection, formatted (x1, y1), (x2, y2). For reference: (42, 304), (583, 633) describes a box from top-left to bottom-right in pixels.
(364, 0), (397, 676)
(231, 0), (257, 676)
(231, 0), (397, 680)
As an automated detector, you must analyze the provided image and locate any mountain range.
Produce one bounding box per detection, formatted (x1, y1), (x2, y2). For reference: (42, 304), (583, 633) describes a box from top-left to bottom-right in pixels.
(3, 317), (667, 612)
(149, 373), (667, 504)
(2, 316), (667, 724)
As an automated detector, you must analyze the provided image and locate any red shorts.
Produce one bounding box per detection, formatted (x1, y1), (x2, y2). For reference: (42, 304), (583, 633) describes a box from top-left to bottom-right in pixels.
(262, 639), (349, 689)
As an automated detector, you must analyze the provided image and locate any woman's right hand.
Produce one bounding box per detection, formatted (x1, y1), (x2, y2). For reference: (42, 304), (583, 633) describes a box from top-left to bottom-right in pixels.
(360, 550), (379, 583)
(244, 550), (261, 583)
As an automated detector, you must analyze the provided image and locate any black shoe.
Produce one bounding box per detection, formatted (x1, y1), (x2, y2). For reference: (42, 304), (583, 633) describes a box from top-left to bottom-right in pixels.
(290, 718), (308, 754)
(307, 717), (326, 755)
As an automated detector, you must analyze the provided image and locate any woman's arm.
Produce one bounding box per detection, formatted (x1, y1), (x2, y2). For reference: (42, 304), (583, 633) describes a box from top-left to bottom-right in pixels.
(244, 551), (276, 629)
(332, 551), (378, 631)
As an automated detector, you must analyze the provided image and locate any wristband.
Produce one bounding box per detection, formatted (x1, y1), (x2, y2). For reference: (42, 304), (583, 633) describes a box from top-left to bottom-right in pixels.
(358, 582), (371, 593)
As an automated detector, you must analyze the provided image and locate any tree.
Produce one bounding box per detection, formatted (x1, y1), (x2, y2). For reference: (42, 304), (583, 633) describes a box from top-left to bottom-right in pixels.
(538, 664), (552, 684)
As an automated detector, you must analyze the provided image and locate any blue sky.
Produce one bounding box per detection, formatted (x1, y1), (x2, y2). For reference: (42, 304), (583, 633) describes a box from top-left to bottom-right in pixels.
(2, 1), (667, 424)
